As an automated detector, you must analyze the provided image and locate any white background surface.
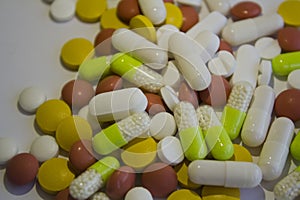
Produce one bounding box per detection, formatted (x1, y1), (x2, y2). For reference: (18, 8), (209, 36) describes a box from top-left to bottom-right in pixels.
(0, 0), (298, 200)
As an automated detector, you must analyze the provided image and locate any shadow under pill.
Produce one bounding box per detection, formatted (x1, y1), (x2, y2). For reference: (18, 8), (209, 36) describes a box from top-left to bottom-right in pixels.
(35, 181), (54, 200)
(33, 119), (47, 136)
(4, 173), (35, 195)
(240, 185), (265, 200)
(17, 101), (35, 116)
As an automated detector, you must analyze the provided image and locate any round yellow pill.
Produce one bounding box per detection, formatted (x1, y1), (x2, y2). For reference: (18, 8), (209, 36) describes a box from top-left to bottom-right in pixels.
(277, 0), (300, 27)
(38, 157), (75, 194)
(121, 137), (157, 171)
(201, 186), (240, 198)
(61, 38), (94, 71)
(36, 99), (71, 135)
(203, 195), (240, 200)
(174, 159), (201, 189)
(165, 2), (183, 29)
(76, 0), (107, 22)
(130, 15), (157, 43)
(56, 115), (92, 152)
(230, 144), (253, 162)
(100, 8), (129, 30)
(168, 189), (202, 200)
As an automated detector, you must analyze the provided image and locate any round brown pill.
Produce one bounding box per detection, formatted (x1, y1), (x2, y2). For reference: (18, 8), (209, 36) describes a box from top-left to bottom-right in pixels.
(178, 81), (199, 108)
(142, 162), (178, 198)
(179, 5), (199, 32)
(117, 0), (141, 23)
(61, 79), (94, 109)
(69, 140), (96, 173)
(218, 39), (233, 54)
(199, 75), (231, 108)
(94, 28), (116, 56)
(106, 165), (136, 200)
(6, 153), (39, 186)
(230, 1), (262, 20)
(274, 88), (300, 122)
(95, 75), (123, 95)
(144, 93), (166, 115)
(277, 27), (300, 52)
(55, 188), (76, 200)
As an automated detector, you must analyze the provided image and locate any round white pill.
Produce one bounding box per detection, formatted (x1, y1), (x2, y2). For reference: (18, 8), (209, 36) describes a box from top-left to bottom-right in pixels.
(150, 112), (177, 140)
(160, 86), (180, 112)
(30, 135), (59, 162)
(288, 69), (300, 90)
(208, 50), (236, 78)
(125, 187), (153, 200)
(0, 138), (18, 165)
(78, 105), (101, 131)
(18, 86), (47, 113)
(254, 37), (281, 60)
(157, 136), (184, 165)
(50, 0), (75, 22)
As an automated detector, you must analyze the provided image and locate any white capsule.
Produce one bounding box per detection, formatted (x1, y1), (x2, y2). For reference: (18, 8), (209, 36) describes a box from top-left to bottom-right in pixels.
(188, 160), (262, 188)
(205, 0), (232, 15)
(208, 50), (236, 78)
(169, 32), (211, 91)
(89, 88), (147, 122)
(112, 28), (168, 70)
(157, 136), (184, 165)
(241, 85), (275, 147)
(186, 11), (227, 38)
(231, 45), (260, 89)
(222, 13), (284, 46)
(138, 0), (166, 25)
(257, 60), (272, 86)
(258, 117), (295, 181)
(160, 86), (180, 112)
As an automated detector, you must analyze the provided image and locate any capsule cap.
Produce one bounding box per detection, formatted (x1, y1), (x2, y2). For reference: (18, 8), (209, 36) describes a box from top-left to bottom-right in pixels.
(221, 106), (246, 140)
(92, 123), (127, 155)
(89, 156), (120, 182)
(272, 51), (300, 76)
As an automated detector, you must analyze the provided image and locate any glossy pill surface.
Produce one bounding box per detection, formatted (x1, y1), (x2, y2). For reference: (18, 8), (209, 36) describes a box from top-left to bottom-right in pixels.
(18, 86), (47, 113)
(95, 75), (123, 94)
(178, 81), (199, 109)
(117, 0), (141, 23)
(179, 5), (199, 32)
(125, 187), (153, 200)
(144, 93), (166, 115)
(50, 0), (75, 22)
(76, 0), (107, 22)
(30, 135), (59, 162)
(6, 153), (39, 185)
(167, 189), (201, 200)
(277, 27), (300, 52)
(230, 1), (262, 20)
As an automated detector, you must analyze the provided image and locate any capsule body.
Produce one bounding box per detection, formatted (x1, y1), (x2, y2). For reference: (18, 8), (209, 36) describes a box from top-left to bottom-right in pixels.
(222, 13), (284, 46)
(241, 85), (275, 147)
(258, 117), (295, 181)
(291, 130), (300, 161)
(92, 112), (150, 155)
(138, 0), (166, 25)
(70, 156), (120, 200)
(221, 81), (253, 140)
(186, 11), (227, 38)
(169, 32), (211, 91)
(272, 51), (300, 76)
(111, 28), (168, 70)
(110, 53), (164, 93)
(89, 88), (148, 122)
(197, 105), (234, 160)
(174, 102), (207, 161)
(188, 160), (262, 188)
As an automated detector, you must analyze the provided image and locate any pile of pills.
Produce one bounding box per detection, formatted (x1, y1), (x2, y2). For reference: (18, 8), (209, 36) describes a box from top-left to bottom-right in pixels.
(1, 0), (300, 200)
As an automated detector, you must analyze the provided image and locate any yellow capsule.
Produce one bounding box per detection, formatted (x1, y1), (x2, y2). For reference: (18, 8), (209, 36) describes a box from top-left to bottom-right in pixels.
(76, 0), (107, 22)
(36, 99), (71, 134)
(61, 38), (94, 71)
(165, 2), (183, 29)
(38, 158), (75, 194)
(56, 116), (92, 152)
(129, 15), (157, 43)
(100, 8), (129, 30)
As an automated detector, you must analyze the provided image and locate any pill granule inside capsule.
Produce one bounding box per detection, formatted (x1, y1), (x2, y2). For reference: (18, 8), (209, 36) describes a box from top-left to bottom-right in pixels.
(174, 102), (198, 132)
(274, 170), (300, 200)
(118, 112), (151, 142)
(69, 169), (103, 200)
(197, 105), (220, 131)
(227, 81), (253, 112)
(133, 65), (164, 93)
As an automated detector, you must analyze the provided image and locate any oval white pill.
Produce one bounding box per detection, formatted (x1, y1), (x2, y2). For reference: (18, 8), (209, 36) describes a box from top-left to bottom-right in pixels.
(288, 69), (300, 90)
(0, 138), (18, 165)
(160, 86), (180, 112)
(78, 105), (101, 131)
(125, 187), (153, 200)
(50, 0), (75, 22)
(150, 112), (177, 140)
(157, 136), (184, 165)
(208, 50), (236, 78)
(254, 37), (281, 60)
(30, 135), (59, 162)
(18, 86), (47, 113)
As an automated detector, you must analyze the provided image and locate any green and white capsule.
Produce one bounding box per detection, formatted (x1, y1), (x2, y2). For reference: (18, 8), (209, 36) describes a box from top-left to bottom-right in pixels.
(92, 112), (150, 155)
(274, 166), (300, 200)
(69, 156), (120, 200)
(174, 101), (207, 161)
(197, 105), (234, 160)
(110, 53), (164, 93)
(221, 81), (254, 140)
